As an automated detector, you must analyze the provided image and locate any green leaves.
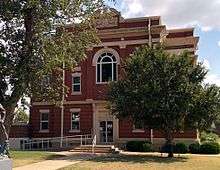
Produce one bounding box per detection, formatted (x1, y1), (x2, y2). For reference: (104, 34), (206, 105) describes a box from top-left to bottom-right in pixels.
(0, 0), (107, 104)
(107, 45), (214, 134)
(187, 85), (220, 131)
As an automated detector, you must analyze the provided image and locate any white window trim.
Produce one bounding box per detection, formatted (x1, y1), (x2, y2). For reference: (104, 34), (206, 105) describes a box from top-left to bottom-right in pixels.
(40, 112), (49, 133)
(70, 111), (80, 132)
(74, 67), (81, 72)
(132, 124), (145, 133)
(92, 48), (120, 66)
(39, 109), (49, 113)
(71, 73), (82, 95)
(70, 108), (81, 112)
(96, 55), (118, 84)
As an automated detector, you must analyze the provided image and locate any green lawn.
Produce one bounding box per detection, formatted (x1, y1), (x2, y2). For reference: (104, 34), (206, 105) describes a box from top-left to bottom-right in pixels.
(10, 150), (64, 168)
(59, 154), (220, 170)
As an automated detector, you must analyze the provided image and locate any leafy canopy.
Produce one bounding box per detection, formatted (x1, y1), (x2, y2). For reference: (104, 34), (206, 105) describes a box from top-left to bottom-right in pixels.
(0, 0), (110, 106)
(108, 46), (219, 134)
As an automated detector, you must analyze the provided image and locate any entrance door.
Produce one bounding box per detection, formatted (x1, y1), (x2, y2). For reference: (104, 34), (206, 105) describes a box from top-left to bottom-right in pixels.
(100, 121), (113, 143)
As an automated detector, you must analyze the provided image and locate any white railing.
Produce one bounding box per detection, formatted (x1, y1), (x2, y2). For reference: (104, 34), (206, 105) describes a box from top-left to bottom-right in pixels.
(21, 134), (92, 150)
(92, 135), (96, 154)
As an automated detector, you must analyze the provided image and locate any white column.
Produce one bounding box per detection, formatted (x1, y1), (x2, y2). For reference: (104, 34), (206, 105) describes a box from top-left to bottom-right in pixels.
(92, 103), (97, 140)
(113, 117), (119, 144)
(60, 61), (65, 148)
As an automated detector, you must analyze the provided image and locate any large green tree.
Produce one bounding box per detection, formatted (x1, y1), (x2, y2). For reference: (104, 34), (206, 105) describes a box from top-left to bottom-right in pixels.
(187, 85), (220, 132)
(107, 46), (220, 157)
(0, 0), (113, 154)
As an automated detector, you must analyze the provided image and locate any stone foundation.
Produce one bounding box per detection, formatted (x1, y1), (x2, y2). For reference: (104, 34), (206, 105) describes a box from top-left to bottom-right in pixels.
(0, 158), (12, 170)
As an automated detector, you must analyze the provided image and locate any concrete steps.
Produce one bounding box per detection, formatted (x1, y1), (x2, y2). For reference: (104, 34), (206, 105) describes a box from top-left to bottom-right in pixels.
(70, 145), (121, 154)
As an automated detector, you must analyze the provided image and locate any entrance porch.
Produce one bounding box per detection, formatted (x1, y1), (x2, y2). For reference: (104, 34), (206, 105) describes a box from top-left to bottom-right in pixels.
(92, 103), (119, 144)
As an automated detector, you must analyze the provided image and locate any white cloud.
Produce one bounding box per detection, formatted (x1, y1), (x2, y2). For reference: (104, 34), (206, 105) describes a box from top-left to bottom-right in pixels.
(218, 41), (220, 47)
(198, 59), (220, 86)
(120, 0), (220, 31)
(201, 26), (213, 32)
(201, 59), (211, 70)
(204, 74), (220, 86)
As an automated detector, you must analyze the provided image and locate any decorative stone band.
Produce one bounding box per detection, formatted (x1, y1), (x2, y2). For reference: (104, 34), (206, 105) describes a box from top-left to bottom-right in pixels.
(32, 99), (107, 106)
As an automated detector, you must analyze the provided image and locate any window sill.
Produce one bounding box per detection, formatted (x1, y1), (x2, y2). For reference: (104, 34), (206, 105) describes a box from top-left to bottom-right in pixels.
(132, 129), (145, 133)
(96, 80), (118, 85)
(96, 82), (109, 85)
(69, 130), (80, 133)
(39, 130), (49, 133)
(71, 92), (82, 95)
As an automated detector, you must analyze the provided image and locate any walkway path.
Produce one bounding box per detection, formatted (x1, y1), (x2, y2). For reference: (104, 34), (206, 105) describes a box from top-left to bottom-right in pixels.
(13, 152), (99, 170)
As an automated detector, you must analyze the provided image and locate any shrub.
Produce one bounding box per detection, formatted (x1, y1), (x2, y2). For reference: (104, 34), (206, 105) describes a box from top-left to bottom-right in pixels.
(200, 142), (220, 154)
(174, 143), (188, 154)
(189, 143), (200, 154)
(143, 143), (152, 152)
(160, 144), (175, 153)
(126, 141), (138, 151)
(200, 131), (219, 143)
(126, 141), (151, 152)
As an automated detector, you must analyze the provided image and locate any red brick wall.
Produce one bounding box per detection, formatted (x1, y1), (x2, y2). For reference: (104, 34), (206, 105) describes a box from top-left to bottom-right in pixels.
(119, 119), (197, 139)
(30, 16), (198, 140)
(30, 104), (93, 138)
(9, 124), (29, 138)
(64, 45), (141, 101)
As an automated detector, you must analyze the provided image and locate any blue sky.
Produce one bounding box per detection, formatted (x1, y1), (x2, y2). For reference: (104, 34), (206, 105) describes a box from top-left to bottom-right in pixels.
(107, 0), (220, 86)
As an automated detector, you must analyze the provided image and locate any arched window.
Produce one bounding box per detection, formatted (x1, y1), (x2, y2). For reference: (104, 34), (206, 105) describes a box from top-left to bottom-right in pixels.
(97, 53), (117, 83)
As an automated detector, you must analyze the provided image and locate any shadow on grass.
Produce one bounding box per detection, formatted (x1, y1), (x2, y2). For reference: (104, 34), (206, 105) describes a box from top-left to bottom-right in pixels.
(54, 153), (188, 164)
(88, 154), (188, 164)
(46, 154), (67, 160)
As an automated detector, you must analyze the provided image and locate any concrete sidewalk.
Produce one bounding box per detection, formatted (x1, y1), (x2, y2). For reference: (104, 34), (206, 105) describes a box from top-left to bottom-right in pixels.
(13, 152), (99, 170)
(13, 159), (80, 170)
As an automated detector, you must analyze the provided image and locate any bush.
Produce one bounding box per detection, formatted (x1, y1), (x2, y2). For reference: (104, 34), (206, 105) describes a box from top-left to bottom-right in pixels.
(174, 143), (188, 154)
(200, 142), (220, 154)
(160, 144), (175, 153)
(126, 141), (151, 152)
(200, 131), (219, 143)
(189, 143), (200, 154)
(143, 143), (152, 152)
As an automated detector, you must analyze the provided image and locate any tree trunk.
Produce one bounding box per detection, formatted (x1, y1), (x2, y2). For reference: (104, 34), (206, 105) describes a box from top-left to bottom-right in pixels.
(0, 6), (34, 154)
(165, 129), (174, 158)
(0, 121), (8, 144)
(0, 103), (20, 157)
(0, 105), (13, 157)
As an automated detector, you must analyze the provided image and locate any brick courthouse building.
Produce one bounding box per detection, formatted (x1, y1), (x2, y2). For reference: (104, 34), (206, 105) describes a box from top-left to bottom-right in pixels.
(26, 9), (199, 147)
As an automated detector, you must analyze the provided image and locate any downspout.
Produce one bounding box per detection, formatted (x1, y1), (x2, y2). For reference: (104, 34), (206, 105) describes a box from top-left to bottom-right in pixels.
(60, 61), (65, 148)
(148, 17), (154, 144)
(148, 18), (152, 47)
(150, 129), (154, 144)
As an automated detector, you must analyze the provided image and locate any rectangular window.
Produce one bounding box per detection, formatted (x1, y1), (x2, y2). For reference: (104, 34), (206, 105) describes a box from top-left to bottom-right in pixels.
(40, 112), (49, 131)
(71, 112), (80, 131)
(132, 121), (144, 133)
(72, 73), (81, 94)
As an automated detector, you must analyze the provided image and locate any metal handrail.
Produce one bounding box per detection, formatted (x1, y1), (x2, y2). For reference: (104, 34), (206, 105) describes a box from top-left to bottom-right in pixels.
(22, 134), (92, 150)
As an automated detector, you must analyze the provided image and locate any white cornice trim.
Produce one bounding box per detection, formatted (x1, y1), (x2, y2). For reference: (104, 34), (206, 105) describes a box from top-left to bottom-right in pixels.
(93, 38), (160, 49)
(122, 16), (160, 23)
(32, 100), (107, 106)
